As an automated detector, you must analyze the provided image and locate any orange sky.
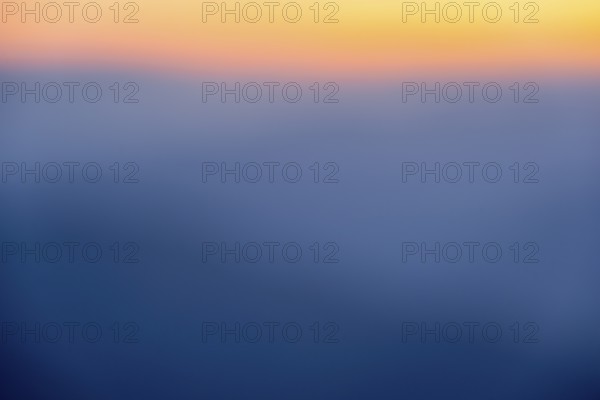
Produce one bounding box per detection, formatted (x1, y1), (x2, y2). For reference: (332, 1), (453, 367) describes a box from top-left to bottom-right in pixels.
(1, 0), (599, 78)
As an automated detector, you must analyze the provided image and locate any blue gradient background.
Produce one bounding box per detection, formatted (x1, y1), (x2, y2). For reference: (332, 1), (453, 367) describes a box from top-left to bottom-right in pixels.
(1, 70), (599, 399)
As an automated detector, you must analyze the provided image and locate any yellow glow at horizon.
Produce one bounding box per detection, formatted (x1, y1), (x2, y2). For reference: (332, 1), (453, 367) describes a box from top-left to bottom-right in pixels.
(1, 0), (599, 76)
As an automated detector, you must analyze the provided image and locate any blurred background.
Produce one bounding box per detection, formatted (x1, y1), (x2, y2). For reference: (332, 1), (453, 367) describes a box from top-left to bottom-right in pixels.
(1, 1), (599, 399)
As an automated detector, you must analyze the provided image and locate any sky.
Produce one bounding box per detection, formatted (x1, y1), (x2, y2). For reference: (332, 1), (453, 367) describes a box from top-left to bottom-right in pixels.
(1, 0), (599, 79)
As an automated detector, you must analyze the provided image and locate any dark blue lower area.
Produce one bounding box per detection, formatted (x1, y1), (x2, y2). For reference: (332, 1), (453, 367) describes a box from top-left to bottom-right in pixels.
(1, 71), (599, 399)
